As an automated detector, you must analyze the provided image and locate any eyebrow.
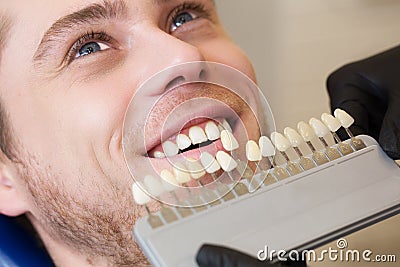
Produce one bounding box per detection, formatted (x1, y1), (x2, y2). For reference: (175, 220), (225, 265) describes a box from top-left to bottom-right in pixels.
(33, 0), (127, 66)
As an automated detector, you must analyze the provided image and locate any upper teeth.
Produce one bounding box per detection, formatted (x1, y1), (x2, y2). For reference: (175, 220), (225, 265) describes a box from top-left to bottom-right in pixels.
(205, 121), (220, 141)
(189, 126), (208, 145)
(162, 140), (179, 157)
(176, 134), (191, 150)
(154, 119), (232, 157)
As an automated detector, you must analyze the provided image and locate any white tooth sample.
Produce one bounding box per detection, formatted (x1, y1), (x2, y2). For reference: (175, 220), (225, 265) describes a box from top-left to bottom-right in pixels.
(189, 126), (208, 145)
(309, 118), (330, 138)
(200, 152), (221, 173)
(153, 151), (165, 158)
(216, 151), (238, 172)
(334, 109), (354, 128)
(144, 175), (164, 197)
(162, 140), (179, 157)
(270, 132), (291, 152)
(284, 127), (304, 147)
(176, 134), (191, 150)
(297, 121), (317, 142)
(205, 121), (220, 141)
(173, 162), (191, 184)
(132, 182), (151, 205)
(221, 119), (233, 132)
(186, 158), (206, 179)
(160, 169), (179, 191)
(321, 113), (342, 132)
(259, 136), (275, 157)
(220, 130), (239, 151)
(246, 140), (262, 161)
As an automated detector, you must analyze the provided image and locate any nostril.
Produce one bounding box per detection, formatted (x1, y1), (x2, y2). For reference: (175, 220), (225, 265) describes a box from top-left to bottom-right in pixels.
(165, 76), (185, 91)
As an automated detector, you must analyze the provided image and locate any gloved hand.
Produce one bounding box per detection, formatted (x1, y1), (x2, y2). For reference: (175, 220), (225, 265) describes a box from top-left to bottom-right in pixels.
(196, 244), (307, 267)
(327, 45), (400, 159)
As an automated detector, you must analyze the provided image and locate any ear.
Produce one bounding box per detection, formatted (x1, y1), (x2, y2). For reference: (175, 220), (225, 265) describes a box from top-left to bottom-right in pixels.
(0, 160), (29, 216)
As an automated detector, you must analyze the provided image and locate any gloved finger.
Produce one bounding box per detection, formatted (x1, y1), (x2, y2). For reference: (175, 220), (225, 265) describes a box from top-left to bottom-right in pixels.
(196, 244), (307, 267)
(379, 101), (400, 159)
(196, 244), (275, 267)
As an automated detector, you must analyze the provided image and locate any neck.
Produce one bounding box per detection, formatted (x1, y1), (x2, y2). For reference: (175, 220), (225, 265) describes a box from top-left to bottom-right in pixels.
(27, 213), (110, 267)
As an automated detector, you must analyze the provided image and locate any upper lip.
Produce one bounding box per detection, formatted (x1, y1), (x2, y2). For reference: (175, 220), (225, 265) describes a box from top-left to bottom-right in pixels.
(143, 84), (241, 156)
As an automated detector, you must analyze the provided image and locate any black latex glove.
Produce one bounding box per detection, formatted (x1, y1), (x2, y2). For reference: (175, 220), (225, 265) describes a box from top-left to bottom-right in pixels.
(327, 45), (400, 159)
(196, 244), (307, 267)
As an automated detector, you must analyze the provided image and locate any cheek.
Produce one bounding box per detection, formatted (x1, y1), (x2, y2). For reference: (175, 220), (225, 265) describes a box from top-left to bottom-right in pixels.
(200, 39), (257, 83)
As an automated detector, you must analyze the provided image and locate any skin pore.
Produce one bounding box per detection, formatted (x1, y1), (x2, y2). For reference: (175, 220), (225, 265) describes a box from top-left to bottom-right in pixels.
(0, 0), (258, 266)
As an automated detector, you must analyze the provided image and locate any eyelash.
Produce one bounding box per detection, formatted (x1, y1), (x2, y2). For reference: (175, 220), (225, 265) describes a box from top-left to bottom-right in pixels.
(168, 2), (211, 32)
(66, 31), (113, 63)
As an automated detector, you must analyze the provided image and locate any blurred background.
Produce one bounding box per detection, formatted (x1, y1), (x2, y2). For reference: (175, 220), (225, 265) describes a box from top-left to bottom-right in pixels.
(216, 0), (400, 266)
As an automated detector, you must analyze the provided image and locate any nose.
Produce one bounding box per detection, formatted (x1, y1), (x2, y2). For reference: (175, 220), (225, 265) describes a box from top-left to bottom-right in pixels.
(140, 28), (208, 96)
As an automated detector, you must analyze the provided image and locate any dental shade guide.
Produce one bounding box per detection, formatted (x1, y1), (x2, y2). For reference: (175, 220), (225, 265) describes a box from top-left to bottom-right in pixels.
(271, 132), (303, 176)
(132, 111), (400, 267)
(334, 109), (367, 150)
(297, 121), (330, 165)
(283, 127), (316, 171)
(309, 118), (341, 160)
(321, 113), (354, 156)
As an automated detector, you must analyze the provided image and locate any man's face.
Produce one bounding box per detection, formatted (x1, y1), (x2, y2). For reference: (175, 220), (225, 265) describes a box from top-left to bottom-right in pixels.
(0, 0), (257, 265)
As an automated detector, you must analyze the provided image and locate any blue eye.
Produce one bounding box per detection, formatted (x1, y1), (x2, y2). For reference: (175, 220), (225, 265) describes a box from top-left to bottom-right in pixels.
(171, 12), (195, 32)
(75, 41), (110, 58)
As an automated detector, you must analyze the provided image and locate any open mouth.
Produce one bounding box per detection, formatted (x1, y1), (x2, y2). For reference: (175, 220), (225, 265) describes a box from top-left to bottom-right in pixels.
(147, 118), (234, 159)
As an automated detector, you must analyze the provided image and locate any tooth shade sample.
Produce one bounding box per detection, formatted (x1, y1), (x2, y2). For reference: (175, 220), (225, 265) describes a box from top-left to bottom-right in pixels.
(160, 169), (179, 191)
(205, 121), (220, 141)
(259, 136), (275, 157)
(246, 140), (262, 161)
(153, 151), (166, 158)
(220, 130), (239, 151)
(162, 141), (179, 157)
(132, 182), (151, 205)
(221, 119), (233, 132)
(321, 113), (341, 132)
(176, 134), (191, 150)
(173, 162), (191, 184)
(297, 121), (316, 142)
(284, 127), (304, 147)
(270, 132), (291, 152)
(216, 151), (238, 172)
(144, 175), (164, 197)
(189, 126), (208, 145)
(200, 152), (221, 173)
(186, 158), (206, 179)
(334, 109), (355, 128)
(309, 118), (330, 138)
